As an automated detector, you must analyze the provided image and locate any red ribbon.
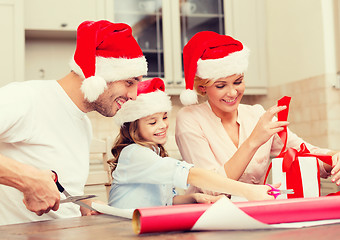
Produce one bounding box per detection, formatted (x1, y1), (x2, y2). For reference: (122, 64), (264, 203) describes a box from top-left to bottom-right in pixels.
(277, 96), (291, 153)
(278, 143), (332, 198)
(265, 96), (332, 198)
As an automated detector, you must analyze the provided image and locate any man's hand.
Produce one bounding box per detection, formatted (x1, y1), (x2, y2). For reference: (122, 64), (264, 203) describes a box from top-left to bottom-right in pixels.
(22, 169), (60, 216)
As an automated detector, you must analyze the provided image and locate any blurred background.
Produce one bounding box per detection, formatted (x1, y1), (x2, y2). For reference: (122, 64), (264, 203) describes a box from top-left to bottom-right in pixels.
(1, 0), (340, 198)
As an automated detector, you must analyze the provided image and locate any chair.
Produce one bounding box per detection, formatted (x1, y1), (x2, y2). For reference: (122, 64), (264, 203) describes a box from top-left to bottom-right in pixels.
(85, 137), (113, 203)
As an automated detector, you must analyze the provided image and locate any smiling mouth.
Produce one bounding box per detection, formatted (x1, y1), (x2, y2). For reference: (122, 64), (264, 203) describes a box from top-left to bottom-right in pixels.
(154, 131), (166, 137)
(115, 98), (127, 109)
(222, 97), (237, 104)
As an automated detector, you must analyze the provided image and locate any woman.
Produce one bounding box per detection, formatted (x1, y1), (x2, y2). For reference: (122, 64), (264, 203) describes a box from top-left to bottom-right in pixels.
(175, 31), (340, 195)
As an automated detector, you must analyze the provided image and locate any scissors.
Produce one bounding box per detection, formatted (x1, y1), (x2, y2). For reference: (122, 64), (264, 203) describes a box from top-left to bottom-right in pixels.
(266, 184), (294, 199)
(52, 170), (98, 211)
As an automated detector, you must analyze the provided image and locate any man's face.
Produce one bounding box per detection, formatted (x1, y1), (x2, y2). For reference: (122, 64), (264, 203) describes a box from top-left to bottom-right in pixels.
(89, 76), (141, 117)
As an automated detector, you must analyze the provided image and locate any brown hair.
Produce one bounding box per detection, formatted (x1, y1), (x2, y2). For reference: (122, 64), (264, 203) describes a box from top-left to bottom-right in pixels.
(107, 120), (168, 174)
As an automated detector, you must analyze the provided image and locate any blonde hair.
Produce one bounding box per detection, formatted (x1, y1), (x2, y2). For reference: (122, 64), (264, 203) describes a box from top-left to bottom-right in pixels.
(193, 76), (214, 96)
(107, 120), (168, 173)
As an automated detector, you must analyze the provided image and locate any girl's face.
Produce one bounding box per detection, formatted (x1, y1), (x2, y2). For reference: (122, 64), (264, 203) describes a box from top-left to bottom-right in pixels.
(202, 74), (245, 116)
(138, 112), (169, 145)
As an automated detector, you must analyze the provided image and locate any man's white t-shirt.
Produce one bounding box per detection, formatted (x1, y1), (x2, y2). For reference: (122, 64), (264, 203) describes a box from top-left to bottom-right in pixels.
(0, 80), (92, 225)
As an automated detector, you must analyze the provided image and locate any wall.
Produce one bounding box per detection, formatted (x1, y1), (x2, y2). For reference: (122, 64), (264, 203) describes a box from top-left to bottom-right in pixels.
(266, 0), (326, 86)
(263, 0), (340, 151)
(249, 0), (340, 193)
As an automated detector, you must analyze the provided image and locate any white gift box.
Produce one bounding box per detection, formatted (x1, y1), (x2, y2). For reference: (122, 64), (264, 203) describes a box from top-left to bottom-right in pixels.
(271, 156), (320, 199)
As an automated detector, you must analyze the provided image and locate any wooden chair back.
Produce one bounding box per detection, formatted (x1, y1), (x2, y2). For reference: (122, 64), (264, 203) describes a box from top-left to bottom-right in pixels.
(85, 138), (113, 202)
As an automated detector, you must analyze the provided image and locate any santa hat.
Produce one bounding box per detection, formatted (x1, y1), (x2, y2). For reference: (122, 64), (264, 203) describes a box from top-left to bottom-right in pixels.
(114, 78), (172, 126)
(69, 20), (148, 102)
(181, 31), (249, 105)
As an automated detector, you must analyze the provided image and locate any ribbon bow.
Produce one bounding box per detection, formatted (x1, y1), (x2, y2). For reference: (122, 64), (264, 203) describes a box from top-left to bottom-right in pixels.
(265, 96), (332, 198)
(279, 143), (332, 173)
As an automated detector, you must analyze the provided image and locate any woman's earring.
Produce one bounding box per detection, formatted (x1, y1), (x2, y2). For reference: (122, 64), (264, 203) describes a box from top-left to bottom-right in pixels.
(199, 86), (206, 93)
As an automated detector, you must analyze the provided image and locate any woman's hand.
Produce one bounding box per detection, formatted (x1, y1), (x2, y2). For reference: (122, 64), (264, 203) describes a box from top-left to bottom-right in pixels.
(331, 152), (340, 185)
(223, 105), (289, 180)
(244, 183), (281, 201)
(248, 105), (289, 148)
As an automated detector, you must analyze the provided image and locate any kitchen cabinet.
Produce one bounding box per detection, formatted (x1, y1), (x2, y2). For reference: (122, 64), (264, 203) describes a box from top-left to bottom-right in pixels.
(225, 0), (267, 94)
(0, 0), (24, 87)
(23, 0), (105, 80)
(106, 0), (267, 94)
(22, 0), (267, 94)
(24, 0), (106, 32)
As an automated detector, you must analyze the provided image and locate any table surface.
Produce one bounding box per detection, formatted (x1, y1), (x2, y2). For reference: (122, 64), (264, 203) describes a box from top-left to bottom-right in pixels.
(1, 214), (340, 240)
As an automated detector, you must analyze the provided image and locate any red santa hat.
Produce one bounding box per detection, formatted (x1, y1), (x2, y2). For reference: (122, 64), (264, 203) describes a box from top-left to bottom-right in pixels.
(181, 31), (249, 105)
(69, 20), (148, 102)
(114, 78), (172, 126)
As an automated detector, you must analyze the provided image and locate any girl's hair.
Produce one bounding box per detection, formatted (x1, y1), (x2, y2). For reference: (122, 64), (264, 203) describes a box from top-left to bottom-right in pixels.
(107, 120), (168, 173)
(193, 76), (214, 96)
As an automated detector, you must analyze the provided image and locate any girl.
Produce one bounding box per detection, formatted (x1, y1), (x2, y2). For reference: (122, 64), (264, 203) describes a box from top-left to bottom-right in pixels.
(175, 31), (340, 196)
(108, 78), (276, 209)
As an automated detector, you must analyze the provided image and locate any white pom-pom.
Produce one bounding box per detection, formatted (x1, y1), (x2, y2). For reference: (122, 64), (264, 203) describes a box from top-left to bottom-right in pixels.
(81, 76), (107, 102)
(180, 89), (198, 105)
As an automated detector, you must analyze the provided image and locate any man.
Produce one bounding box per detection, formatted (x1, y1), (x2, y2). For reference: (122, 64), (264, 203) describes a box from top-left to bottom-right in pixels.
(0, 20), (147, 225)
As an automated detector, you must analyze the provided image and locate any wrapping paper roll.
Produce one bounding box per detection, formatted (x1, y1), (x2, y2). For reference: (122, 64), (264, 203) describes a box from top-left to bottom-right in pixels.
(132, 203), (210, 234)
(132, 195), (340, 234)
(236, 195), (340, 224)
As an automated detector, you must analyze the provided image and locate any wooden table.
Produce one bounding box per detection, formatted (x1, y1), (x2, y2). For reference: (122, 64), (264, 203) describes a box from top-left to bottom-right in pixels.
(1, 214), (340, 240)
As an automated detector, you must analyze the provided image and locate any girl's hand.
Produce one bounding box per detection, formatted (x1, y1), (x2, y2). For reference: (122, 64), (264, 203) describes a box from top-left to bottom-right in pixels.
(193, 193), (224, 204)
(331, 152), (340, 185)
(245, 183), (281, 201)
(80, 199), (104, 216)
(248, 105), (289, 147)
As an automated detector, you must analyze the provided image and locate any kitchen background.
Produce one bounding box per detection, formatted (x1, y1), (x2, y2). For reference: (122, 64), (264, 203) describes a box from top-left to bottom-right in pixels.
(1, 0), (340, 199)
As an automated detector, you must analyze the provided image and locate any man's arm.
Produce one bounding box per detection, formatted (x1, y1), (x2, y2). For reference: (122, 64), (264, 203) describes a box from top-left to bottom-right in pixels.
(0, 154), (61, 216)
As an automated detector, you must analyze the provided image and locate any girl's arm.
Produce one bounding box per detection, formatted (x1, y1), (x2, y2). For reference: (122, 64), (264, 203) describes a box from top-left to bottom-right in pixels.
(187, 167), (275, 201)
(173, 193), (224, 205)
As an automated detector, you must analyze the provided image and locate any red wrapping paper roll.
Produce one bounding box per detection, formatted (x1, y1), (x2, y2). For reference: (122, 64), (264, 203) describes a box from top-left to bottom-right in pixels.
(132, 203), (210, 234)
(237, 195), (340, 224)
(132, 195), (340, 234)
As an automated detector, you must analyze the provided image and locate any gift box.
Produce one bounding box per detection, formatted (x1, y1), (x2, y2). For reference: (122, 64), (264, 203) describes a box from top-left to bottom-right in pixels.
(271, 144), (332, 199)
(267, 96), (332, 199)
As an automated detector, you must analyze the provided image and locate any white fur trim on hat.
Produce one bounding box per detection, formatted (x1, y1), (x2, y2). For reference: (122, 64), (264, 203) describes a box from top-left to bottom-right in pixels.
(70, 56), (148, 82)
(114, 91), (172, 126)
(180, 89), (198, 106)
(197, 46), (250, 80)
(80, 76), (107, 102)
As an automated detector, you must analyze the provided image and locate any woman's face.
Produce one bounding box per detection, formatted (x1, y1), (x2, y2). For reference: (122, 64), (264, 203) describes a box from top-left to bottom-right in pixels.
(202, 74), (245, 116)
(138, 112), (169, 145)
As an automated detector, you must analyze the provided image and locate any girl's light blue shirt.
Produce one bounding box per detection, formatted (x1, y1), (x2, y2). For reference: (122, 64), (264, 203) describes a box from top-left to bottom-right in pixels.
(108, 144), (193, 209)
